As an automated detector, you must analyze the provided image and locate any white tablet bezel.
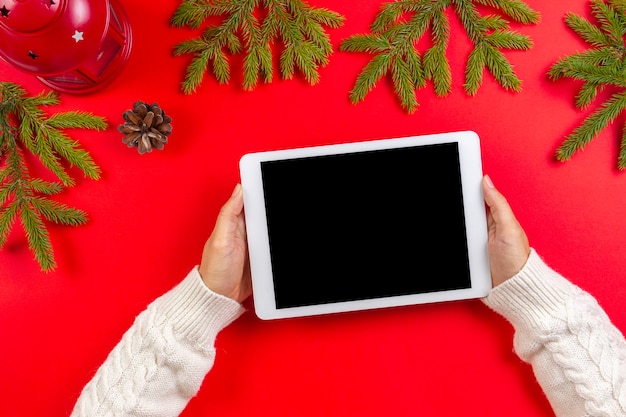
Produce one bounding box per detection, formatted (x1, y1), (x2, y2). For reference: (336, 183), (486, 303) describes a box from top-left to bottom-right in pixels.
(240, 130), (491, 320)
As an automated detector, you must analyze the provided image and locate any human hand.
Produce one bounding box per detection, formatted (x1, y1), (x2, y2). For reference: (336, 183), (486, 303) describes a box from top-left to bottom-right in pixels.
(199, 184), (252, 303)
(482, 175), (531, 287)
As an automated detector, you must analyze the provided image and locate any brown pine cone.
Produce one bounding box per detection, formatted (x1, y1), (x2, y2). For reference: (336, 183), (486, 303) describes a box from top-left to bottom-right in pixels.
(118, 101), (172, 154)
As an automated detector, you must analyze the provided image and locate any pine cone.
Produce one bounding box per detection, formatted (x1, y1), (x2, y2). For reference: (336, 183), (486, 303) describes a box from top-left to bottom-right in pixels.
(118, 101), (172, 154)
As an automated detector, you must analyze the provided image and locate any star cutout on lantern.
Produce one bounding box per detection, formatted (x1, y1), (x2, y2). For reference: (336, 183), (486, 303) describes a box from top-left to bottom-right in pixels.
(72, 30), (84, 43)
(0, 5), (9, 17)
(28, 51), (38, 60)
(41, 0), (55, 7)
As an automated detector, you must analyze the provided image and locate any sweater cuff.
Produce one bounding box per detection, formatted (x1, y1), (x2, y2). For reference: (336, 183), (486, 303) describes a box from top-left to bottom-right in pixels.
(483, 249), (581, 332)
(152, 267), (245, 349)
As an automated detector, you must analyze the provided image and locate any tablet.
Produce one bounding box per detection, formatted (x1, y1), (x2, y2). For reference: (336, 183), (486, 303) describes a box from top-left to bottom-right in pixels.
(239, 130), (491, 320)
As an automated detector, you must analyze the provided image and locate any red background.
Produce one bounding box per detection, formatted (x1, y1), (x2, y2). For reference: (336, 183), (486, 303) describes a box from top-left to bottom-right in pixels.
(1, 1), (625, 416)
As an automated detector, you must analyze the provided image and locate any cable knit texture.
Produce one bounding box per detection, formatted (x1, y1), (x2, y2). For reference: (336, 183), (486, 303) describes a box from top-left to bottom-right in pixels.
(70, 253), (626, 417)
(70, 267), (244, 417)
(484, 249), (626, 417)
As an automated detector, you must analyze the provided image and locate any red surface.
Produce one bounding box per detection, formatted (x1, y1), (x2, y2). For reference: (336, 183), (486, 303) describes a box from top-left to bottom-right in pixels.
(1, 1), (625, 416)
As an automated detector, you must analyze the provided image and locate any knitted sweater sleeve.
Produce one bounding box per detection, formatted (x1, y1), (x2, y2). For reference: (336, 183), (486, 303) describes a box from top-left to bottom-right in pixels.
(483, 249), (626, 417)
(70, 267), (245, 417)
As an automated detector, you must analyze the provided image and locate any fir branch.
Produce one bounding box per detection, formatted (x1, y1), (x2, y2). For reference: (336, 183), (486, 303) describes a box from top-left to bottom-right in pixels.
(427, 6), (452, 97)
(46, 111), (108, 130)
(171, 0), (345, 93)
(340, 0), (539, 113)
(620, 125), (626, 169)
(556, 90), (626, 162)
(28, 179), (64, 196)
(20, 200), (56, 272)
(0, 82), (105, 271)
(474, 0), (540, 25)
(30, 197), (87, 226)
(0, 200), (19, 249)
(549, 0), (626, 170)
(171, 0), (216, 29)
(564, 12), (612, 47)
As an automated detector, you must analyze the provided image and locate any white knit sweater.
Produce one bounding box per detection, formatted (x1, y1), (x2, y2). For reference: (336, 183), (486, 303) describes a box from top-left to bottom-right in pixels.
(71, 251), (626, 417)
(70, 268), (244, 417)
(484, 249), (626, 416)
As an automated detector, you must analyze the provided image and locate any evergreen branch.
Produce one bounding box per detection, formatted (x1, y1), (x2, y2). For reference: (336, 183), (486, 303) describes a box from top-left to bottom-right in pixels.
(242, 46), (262, 89)
(28, 179), (64, 196)
(171, 0), (218, 29)
(241, 10), (269, 90)
(556, 90), (626, 162)
(348, 53), (393, 105)
(225, 30), (243, 54)
(451, 0), (487, 43)
(591, 0), (625, 43)
(575, 81), (601, 108)
(341, 0), (538, 113)
(181, 49), (213, 94)
(406, 47), (427, 88)
(423, 45), (453, 97)
(481, 15), (510, 31)
(174, 38), (210, 55)
(20, 201), (55, 272)
(473, 0), (540, 24)
(33, 126), (74, 186)
(548, 48), (621, 81)
(45, 111), (108, 130)
(483, 43), (522, 91)
(0, 201), (19, 248)
(28, 90), (60, 107)
(308, 7), (345, 29)
(392, 56), (419, 112)
(486, 30), (533, 49)
(428, 6), (452, 96)
(342, 2), (440, 110)
(293, 41), (322, 84)
(0, 82), (104, 271)
(42, 127), (101, 180)
(550, 1), (626, 169)
(279, 46), (297, 81)
(340, 34), (392, 54)
(171, 0), (344, 93)
(612, 0), (626, 21)
(370, 0), (427, 33)
(213, 48), (231, 84)
(564, 12), (611, 47)
(453, 0), (531, 92)
(564, 65), (626, 88)
(30, 197), (87, 226)
(620, 124), (626, 169)
(0, 181), (11, 207)
(465, 45), (486, 94)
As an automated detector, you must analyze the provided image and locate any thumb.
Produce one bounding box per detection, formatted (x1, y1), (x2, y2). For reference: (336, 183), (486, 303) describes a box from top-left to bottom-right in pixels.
(482, 175), (517, 228)
(212, 184), (244, 241)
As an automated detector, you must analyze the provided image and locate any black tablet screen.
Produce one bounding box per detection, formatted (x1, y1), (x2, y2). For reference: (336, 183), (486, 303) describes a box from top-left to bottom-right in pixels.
(260, 142), (471, 309)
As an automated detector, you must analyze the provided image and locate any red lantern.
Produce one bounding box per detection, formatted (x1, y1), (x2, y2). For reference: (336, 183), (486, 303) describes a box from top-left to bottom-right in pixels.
(0, 0), (132, 94)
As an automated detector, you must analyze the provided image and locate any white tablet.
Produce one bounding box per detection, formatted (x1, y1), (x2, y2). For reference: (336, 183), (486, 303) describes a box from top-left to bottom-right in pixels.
(239, 130), (491, 320)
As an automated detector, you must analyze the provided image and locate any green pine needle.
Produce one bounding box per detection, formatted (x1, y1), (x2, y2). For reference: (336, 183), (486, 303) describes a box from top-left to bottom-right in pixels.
(340, 0), (539, 113)
(549, 0), (626, 170)
(0, 82), (105, 272)
(620, 126), (626, 169)
(171, 0), (345, 93)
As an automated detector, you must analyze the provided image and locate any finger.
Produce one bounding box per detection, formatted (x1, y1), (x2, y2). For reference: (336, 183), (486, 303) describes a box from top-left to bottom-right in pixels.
(226, 183), (244, 215)
(212, 184), (244, 241)
(482, 175), (517, 228)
